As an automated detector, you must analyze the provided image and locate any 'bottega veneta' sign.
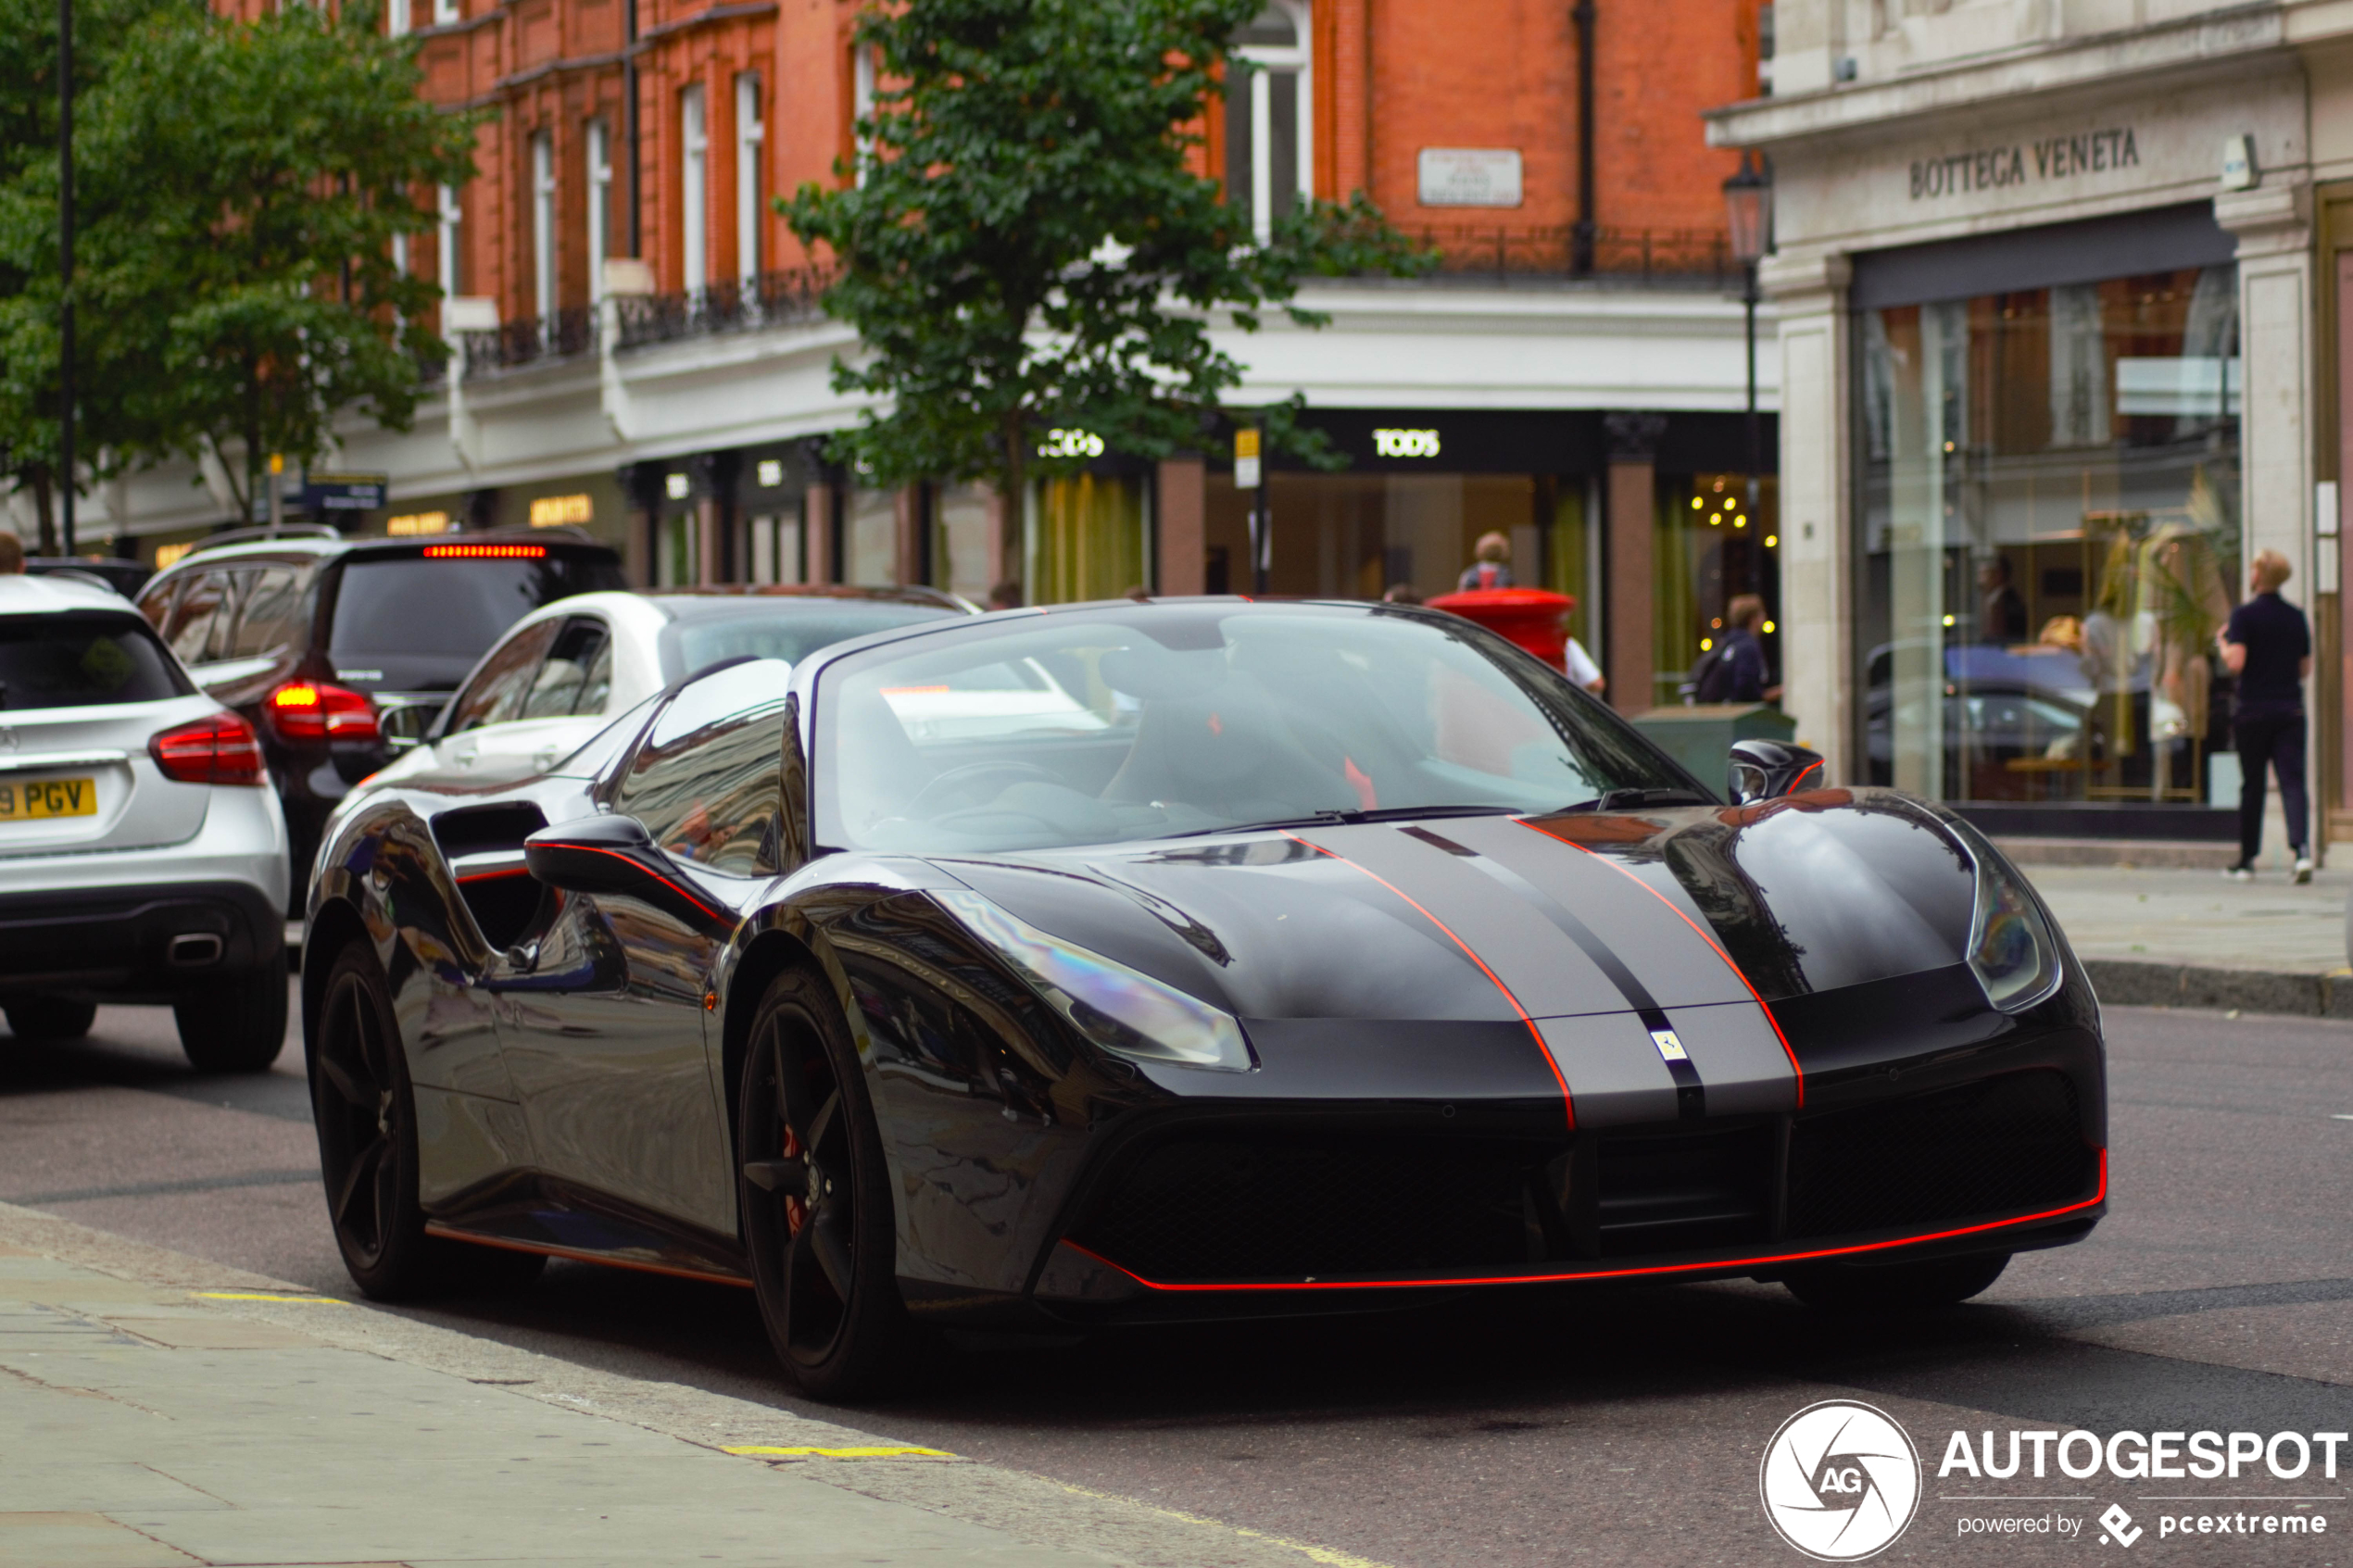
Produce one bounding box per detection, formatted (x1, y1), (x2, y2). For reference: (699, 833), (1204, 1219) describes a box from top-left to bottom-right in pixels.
(1910, 127), (2140, 198)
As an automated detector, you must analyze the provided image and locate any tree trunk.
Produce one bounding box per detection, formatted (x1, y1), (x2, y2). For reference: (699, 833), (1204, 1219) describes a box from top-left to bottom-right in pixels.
(29, 465), (57, 555)
(999, 408), (1026, 596)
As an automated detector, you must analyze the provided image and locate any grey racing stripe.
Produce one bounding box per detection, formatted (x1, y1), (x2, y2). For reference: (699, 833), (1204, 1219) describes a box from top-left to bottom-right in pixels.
(1398, 823), (1705, 1119)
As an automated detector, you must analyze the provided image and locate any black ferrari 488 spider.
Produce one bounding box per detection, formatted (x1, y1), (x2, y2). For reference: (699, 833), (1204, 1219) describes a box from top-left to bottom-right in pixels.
(303, 597), (2105, 1397)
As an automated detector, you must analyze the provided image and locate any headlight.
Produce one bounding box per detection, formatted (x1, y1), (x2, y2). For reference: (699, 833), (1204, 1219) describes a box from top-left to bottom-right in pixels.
(1959, 840), (2062, 1012)
(935, 890), (1254, 1073)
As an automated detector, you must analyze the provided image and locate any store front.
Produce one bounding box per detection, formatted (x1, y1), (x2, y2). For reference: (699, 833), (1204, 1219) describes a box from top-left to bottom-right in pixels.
(1200, 409), (1774, 706)
(1718, 39), (2315, 846)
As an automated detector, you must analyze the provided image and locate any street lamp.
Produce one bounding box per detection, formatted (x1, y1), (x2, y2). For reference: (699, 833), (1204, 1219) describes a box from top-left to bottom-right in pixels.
(1722, 151), (1772, 515)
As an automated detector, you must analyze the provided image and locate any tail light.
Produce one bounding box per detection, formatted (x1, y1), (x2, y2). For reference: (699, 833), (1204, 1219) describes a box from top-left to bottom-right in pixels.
(266, 681), (381, 744)
(150, 713), (270, 786)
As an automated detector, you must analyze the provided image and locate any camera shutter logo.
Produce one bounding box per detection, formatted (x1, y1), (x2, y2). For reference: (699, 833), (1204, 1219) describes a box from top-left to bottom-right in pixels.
(1759, 1399), (1922, 1561)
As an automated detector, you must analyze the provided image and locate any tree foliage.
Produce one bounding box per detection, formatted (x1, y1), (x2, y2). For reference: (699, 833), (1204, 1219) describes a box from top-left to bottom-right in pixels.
(0, 0), (480, 535)
(782, 0), (1429, 574)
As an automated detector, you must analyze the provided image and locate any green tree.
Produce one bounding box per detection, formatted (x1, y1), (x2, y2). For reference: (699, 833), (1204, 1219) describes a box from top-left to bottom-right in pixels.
(782, 0), (1428, 584)
(0, 0), (481, 537)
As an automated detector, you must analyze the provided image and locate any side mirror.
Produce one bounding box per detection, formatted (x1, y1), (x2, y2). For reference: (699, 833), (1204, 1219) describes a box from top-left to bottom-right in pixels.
(1728, 739), (1825, 805)
(523, 814), (727, 929)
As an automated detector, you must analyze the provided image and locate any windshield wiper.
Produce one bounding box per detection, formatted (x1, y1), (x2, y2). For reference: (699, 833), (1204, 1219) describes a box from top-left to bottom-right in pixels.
(1553, 787), (1715, 813)
(1155, 804), (1520, 839)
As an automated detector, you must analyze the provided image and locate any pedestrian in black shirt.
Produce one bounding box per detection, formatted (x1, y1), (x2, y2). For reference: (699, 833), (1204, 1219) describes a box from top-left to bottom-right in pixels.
(2218, 549), (2312, 883)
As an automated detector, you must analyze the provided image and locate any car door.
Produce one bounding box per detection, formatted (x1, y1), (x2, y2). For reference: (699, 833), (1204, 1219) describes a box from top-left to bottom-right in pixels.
(429, 618), (564, 776)
(458, 616), (616, 779)
(494, 660), (789, 1236)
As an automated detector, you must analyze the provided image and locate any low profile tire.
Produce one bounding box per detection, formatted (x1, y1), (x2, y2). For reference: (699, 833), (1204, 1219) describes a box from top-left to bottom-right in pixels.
(309, 940), (442, 1299)
(1784, 1251), (2010, 1312)
(4, 996), (97, 1042)
(176, 950), (290, 1073)
(738, 967), (911, 1400)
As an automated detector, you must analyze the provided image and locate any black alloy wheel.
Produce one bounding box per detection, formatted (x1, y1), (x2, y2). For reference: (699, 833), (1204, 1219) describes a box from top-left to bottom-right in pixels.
(1783, 1250), (2011, 1311)
(738, 967), (909, 1399)
(310, 941), (437, 1298)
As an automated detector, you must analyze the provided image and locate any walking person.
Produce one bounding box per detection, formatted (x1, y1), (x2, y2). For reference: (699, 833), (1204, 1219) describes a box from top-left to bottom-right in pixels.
(2218, 549), (2312, 883)
(1690, 595), (1778, 704)
(1457, 532), (1515, 591)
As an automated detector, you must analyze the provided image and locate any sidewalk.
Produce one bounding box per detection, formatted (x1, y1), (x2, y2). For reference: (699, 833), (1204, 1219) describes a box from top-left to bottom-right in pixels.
(2027, 860), (2353, 1018)
(0, 1205), (1365, 1568)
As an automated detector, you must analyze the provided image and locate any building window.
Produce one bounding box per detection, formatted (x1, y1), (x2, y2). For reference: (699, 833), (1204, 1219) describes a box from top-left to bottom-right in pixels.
(852, 44), (876, 188)
(436, 182), (462, 300)
(387, 0), (409, 36)
(530, 131), (556, 327)
(735, 74), (763, 284)
(586, 119), (611, 302)
(432, 0), (457, 24)
(1856, 265), (2242, 808)
(1224, 1), (1312, 244)
(681, 84), (708, 295)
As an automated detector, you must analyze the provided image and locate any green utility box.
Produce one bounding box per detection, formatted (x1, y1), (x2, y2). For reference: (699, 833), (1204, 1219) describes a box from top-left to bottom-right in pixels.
(1629, 704), (1796, 795)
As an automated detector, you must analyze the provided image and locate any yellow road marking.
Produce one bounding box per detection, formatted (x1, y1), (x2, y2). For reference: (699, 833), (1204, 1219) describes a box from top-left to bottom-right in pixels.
(724, 1444), (954, 1459)
(1057, 1481), (1400, 1568)
(192, 1292), (349, 1305)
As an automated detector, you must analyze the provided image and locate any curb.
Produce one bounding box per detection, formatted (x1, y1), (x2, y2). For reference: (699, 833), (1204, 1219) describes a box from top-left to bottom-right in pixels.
(2084, 958), (2353, 1019)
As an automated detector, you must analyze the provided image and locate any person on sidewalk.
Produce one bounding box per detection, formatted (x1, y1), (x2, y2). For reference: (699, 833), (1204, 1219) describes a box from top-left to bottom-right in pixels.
(1690, 594), (1778, 704)
(1457, 532), (1515, 591)
(2218, 548), (2312, 884)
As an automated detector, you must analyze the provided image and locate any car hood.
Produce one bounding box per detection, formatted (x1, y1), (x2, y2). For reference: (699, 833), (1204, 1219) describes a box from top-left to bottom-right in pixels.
(925, 788), (1988, 1127)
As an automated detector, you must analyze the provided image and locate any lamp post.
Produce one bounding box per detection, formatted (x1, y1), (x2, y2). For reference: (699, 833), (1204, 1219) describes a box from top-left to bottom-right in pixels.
(1721, 151), (1772, 516)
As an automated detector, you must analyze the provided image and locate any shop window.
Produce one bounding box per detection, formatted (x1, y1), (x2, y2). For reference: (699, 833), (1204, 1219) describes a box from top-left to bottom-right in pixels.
(845, 487), (899, 586)
(681, 84), (708, 296)
(1202, 470), (1544, 605)
(1542, 479), (1602, 671)
(658, 511), (699, 587)
(1856, 265), (2241, 807)
(1029, 475), (1147, 605)
(1225, 2), (1312, 244)
(933, 483), (997, 601)
(746, 513), (805, 585)
(1655, 474), (1780, 707)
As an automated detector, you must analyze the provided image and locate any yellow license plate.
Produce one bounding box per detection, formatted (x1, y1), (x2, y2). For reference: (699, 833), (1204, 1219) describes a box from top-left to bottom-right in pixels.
(0, 776), (98, 821)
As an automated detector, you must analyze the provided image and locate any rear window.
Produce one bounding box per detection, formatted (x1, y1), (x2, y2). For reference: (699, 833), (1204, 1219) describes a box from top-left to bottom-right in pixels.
(0, 614), (193, 709)
(329, 552), (627, 690)
(660, 605), (957, 684)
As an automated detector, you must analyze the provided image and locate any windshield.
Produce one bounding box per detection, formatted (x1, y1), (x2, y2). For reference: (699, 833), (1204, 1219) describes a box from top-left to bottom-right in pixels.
(659, 603), (959, 684)
(0, 614), (192, 710)
(330, 554), (627, 690)
(814, 605), (1699, 854)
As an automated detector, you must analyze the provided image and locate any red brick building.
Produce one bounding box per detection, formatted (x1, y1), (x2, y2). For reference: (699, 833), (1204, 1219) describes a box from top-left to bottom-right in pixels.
(125, 0), (1777, 712)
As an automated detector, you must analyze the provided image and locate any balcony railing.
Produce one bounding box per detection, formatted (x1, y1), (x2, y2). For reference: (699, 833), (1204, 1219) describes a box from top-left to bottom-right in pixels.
(1408, 224), (1738, 286)
(613, 267), (836, 349)
(459, 305), (598, 377)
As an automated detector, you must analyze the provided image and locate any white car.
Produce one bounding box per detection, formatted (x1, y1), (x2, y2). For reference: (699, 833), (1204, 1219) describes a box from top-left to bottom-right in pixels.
(0, 573), (291, 1071)
(361, 585), (975, 792)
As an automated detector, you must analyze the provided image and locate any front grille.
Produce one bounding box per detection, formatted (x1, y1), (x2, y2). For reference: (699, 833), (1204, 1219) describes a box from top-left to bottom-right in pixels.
(1069, 1135), (1553, 1283)
(1595, 1123), (1772, 1256)
(1787, 1069), (2096, 1240)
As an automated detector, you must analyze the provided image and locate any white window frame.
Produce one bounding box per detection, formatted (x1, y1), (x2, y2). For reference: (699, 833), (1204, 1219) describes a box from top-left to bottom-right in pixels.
(1232, 0), (1313, 245)
(387, 0), (409, 36)
(681, 84), (708, 296)
(586, 119), (611, 303)
(735, 74), (763, 285)
(531, 131), (557, 328)
(432, 0), (458, 25)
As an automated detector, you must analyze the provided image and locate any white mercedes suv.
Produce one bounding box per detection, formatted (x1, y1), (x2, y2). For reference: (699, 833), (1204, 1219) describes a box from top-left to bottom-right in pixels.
(0, 573), (291, 1070)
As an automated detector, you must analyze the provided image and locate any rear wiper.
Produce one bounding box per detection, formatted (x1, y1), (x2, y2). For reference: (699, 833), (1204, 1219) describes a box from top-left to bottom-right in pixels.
(1555, 787), (1714, 813)
(1156, 804), (1519, 839)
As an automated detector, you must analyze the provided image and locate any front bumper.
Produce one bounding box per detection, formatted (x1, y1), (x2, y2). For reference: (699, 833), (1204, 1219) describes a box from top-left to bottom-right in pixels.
(1025, 1028), (2106, 1321)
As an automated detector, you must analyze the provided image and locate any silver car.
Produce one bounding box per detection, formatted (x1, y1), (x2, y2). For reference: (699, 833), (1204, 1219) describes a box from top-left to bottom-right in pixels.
(0, 573), (291, 1071)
